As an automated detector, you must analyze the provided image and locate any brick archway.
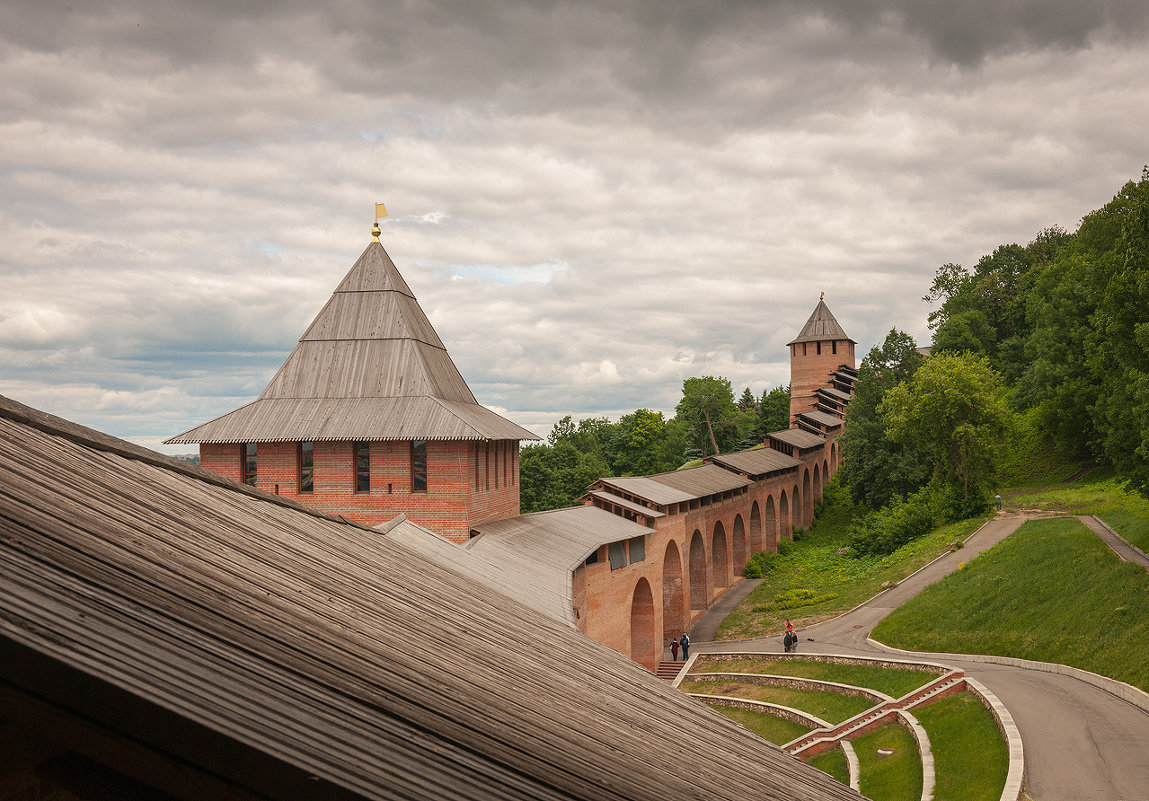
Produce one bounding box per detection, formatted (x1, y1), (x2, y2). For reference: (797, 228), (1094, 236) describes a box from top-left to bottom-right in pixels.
(732, 514), (747, 576)
(824, 456), (830, 483)
(764, 495), (778, 551)
(801, 469), (812, 527)
(749, 501), (763, 554)
(813, 462), (822, 505)
(779, 490), (790, 541)
(712, 521), (729, 589)
(689, 529), (708, 610)
(630, 578), (656, 671)
(661, 540), (684, 645)
(791, 483), (801, 534)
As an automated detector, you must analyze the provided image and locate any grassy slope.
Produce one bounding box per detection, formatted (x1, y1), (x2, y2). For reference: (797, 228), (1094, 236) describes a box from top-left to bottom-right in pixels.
(913, 692), (1008, 801)
(707, 705), (811, 745)
(692, 655), (936, 698)
(873, 516), (1149, 692)
(679, 678), (875, 724)
(852, 723), (922, 801)
(808, 747), (850, 786)
(716, 495), (983, 640)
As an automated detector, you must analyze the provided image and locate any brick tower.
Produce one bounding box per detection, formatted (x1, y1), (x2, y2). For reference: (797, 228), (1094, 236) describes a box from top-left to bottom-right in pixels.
(167, 225), (538, 542)
(788, 295), (856, 425)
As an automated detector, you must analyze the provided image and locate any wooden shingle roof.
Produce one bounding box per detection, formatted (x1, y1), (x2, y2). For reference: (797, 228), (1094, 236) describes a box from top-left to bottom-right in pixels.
(599, 464), (751, 506)
(167, 240), (538, 444)
(788, 298), (856, 345)
(707, 447), (801, 477)
(769, 427), (828, 450)
(0, 395), (858, 801)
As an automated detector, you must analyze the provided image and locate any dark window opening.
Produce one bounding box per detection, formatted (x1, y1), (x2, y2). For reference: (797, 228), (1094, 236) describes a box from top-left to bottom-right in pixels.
(585, 548), (600, 566)
(816, 341), (822, 355)
(628, 536), (646, 563)
(299, 441), (313, 493)
(832, 340), (838, 354)
(243, 443), (257, 486)
(355, 441), (370, 492)
(412, 440), (428, 492)
(802, 342), (807, 355)
(608, 541), (628, 570)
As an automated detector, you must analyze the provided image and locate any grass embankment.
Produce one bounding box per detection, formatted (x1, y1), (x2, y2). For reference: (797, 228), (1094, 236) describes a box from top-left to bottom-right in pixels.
(678, 678), (875, 724)
(852, 723), (922, 801)
(913, 692), (1008, 801)
(692, 655), (937, 698)
(873, 516), (1149, 693)
(716, 494), (984, 640)
(808, 747), (850, 785)
(707, 705), (811, 745)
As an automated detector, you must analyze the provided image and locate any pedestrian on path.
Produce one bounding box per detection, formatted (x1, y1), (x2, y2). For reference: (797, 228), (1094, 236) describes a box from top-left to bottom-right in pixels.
(995, 494), (1002, 511)
(679, 633), (690, 661)
(670, 638), (679, 661)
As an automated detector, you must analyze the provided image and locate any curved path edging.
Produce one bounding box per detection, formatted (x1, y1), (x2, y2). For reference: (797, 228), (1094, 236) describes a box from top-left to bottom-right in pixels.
(897, 710), (934, 801)
(866, 637), (1149, 715)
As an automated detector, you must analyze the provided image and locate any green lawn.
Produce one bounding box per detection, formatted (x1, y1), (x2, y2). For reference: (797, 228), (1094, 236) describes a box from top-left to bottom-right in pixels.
(913, 692), (1008, 801)
(716, 500), (984, 640)
(679, 678), (875, 724)
(873, 517), (1149, 692)
(707, 704), (812, 745)
(851, 723), (922, 801)
(808, 746), (850, 786)
(692, 655), (938, 699)
(1004, 469), (1149, 553)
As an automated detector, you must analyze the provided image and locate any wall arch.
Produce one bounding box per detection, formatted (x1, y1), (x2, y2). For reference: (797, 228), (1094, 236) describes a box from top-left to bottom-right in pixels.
(824, 457), (830, 484)
(831, 441), (838, 473)
(813, 462), (822, 506)
(802, 469), (812, 527)
(749, 501), (763, 554)
(712, 521), (730, 589)
(661, 540), (685, 646)
(630, 578), (656, 671)
(732, 515), (747, 576)
(764, 495), (778, 551)
(791, 483), (801, 532)
(779, 490), (790, 541)
(689, 529), (708, 610)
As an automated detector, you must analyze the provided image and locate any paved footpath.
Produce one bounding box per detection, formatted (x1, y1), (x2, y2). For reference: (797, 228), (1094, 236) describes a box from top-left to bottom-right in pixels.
(695, 515), (1149, 801)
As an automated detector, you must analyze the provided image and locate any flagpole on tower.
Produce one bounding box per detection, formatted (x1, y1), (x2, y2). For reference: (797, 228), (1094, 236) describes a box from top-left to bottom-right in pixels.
(372, 202), (388, 241)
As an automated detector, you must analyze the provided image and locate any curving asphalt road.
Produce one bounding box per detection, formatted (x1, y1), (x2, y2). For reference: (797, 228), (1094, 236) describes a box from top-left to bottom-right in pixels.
(694, 515), (1149, 801)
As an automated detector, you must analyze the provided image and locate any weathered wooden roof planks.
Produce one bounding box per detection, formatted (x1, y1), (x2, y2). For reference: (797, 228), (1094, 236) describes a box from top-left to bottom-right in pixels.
(0, 394), (862, 801)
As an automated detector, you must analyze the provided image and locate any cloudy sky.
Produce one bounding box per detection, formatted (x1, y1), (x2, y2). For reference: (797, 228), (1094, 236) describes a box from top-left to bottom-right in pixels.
(3, 0), (1147, 453)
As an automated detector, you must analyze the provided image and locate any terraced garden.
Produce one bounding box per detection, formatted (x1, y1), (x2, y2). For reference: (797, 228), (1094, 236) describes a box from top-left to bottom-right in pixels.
(679, 654), (1010, 801)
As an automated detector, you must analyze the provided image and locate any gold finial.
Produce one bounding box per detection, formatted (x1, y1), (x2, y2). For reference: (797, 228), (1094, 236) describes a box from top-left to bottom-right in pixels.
(820, 291), (825, 301)
(372, 202), (388, 241)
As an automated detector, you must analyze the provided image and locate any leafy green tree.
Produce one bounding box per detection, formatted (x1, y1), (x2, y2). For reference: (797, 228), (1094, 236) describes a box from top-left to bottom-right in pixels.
(838, 329), (929, 508)
(881, 353), (1012, 502)
(612, 409), (671, 476)
(758, 385), (791, 434)
(675, 376), (741, 457)
(737, 387), (757, 411)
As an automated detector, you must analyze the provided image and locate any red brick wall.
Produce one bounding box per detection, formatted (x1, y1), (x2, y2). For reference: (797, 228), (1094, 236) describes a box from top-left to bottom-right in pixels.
(789, 339), (856, 421)
(200, 439), (521, 544)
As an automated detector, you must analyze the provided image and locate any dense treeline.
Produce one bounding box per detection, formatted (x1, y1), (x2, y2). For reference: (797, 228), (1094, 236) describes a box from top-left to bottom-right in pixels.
(520, 382), (790, 513)
(840, 168), (1149, 553)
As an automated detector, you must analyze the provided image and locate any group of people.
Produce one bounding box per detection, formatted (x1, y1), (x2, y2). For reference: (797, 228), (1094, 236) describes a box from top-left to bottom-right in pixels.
(783, 619), (798, 653)
(669, 633), (690, 661)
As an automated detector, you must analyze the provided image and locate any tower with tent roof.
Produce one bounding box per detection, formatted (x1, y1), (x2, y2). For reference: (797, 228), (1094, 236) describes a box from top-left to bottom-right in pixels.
(787, 294), (857, 427)
(167, 221), (539, 543)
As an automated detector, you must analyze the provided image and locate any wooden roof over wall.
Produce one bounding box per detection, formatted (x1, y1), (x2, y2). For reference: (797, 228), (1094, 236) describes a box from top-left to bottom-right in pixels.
(167, 241), (537, 444)
(706, 447), (801, 477)
(0, 394), (858, 801)
(769, 428), (828, 451)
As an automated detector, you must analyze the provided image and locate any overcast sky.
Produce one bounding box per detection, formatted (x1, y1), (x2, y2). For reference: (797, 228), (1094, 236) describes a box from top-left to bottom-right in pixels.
(3, 0), (1147, 454)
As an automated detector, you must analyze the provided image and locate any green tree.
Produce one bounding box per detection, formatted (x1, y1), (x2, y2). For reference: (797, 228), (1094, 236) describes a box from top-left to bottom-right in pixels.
(737, 387), (757, 411)
(675, 376), (741, 457)
(881, 353), (1012, 502)
(758, 385), (791, 434)
(838, 328), (929, 508)
(611, 409), (671, 476)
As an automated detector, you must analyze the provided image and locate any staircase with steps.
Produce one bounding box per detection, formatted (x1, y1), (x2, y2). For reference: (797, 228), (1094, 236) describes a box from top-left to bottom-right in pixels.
(784, 669), (966, 758)
(656, 661), (685, 681)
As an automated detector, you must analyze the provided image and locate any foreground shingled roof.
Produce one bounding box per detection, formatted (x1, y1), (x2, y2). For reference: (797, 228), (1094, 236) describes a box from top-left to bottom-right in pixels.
(167, 240), (538, 444)
(0, 394), (859, 801)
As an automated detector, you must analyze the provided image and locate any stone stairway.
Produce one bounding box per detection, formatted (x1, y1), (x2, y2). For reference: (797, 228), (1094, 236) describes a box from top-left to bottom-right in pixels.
(656, 661), (685, 681)
(784, 670), (966, 758)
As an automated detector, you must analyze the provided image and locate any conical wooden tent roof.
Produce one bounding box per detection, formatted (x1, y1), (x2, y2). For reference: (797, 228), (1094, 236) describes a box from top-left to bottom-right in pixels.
(787, 297), (856, 346)
(168, 241), (537, 444)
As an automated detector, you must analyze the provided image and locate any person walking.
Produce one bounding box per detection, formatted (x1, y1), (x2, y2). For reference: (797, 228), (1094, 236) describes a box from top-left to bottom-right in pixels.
(670, 638), (680, 661)
(679, 633), (690, 661)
